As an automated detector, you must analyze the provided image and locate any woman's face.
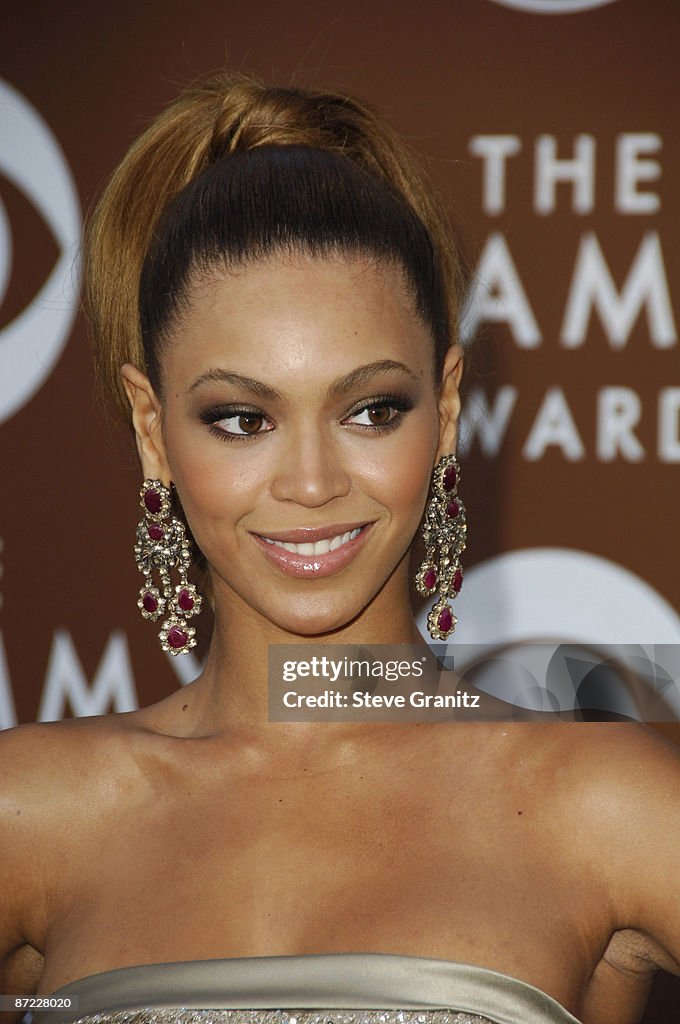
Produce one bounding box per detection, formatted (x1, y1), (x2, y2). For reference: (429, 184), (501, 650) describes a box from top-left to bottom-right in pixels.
(140, 256), (458, 636)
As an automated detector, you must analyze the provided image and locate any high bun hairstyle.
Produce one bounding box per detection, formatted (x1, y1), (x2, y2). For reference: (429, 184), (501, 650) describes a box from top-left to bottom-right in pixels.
(84, 71), (466, 417)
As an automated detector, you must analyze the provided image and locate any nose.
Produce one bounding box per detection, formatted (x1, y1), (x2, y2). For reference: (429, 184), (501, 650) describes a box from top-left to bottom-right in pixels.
(269, 431), (352, 507)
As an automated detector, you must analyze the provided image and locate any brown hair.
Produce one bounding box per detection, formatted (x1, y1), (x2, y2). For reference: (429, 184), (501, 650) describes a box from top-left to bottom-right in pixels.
(84, 71), (466, 417)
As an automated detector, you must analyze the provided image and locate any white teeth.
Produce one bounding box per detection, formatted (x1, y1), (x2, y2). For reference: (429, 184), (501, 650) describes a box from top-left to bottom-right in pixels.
(261, 527), (363, 556)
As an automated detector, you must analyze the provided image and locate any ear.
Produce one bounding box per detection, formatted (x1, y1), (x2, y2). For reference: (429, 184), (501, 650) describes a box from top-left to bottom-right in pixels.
(120, 363), (171, 483)
(436, 343), (464, 460)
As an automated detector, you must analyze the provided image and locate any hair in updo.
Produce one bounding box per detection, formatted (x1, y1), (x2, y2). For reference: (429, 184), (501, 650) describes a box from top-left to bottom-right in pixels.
(84, 71), (466, 416)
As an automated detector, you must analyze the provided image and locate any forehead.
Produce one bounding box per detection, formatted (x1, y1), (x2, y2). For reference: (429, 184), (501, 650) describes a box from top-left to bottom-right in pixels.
(163, 255), (435, 389)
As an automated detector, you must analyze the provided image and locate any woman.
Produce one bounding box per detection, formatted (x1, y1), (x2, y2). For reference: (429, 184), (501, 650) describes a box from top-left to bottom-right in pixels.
(2, 72), (679, 1024)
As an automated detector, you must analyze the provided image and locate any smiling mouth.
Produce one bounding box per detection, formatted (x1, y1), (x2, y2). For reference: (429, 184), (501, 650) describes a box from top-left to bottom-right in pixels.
(260, 527), (363, 556)
(251, 522), (373, 579)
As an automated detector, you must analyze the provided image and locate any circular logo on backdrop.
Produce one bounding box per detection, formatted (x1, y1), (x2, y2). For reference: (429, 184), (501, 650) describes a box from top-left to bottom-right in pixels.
(0, 80), (81, 425)
(438, 548), (680, 646)
(418, 548), (680, 716)
(486, 0), (619, 12)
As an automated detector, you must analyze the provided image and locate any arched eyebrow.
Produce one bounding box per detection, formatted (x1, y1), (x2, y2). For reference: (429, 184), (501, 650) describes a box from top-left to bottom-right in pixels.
(188, 369), (283, 400)
(187, 360), (420, 399)
(327, 360), (421, 397)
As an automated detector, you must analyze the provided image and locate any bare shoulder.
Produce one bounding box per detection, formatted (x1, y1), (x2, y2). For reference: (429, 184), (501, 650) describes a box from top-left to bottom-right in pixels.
(544, 721), (680, 815)
(0, 712), (154, 1003)
(538, 723), (680, 975)
(0, 710), (170, 851)
(0, 712), (140, 861)
(0, 712), (149, 803)
(518, 722), (680, 847)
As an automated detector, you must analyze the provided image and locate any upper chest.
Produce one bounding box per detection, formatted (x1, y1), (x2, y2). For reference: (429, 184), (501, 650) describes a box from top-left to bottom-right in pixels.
(37, 728), (605, 995)
(62, 727), (561, 907)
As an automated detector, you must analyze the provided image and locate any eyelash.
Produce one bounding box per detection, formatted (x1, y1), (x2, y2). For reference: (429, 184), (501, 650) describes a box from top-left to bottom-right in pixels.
(200, 393), (415, 443)
(346, 394), (414, 433)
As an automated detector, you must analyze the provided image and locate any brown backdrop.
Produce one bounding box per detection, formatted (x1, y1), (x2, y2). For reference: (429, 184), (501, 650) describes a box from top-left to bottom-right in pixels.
(1, 0), (679, 1017)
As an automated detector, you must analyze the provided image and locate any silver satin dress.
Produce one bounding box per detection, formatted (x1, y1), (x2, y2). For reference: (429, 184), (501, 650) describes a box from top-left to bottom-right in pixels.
(33, 953), (583, 1024)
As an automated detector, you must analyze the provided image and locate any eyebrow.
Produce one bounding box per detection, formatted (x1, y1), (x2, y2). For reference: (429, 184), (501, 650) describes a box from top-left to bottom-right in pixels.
(327, 360), (421, 397)
(187, 360), (421, 400)
(188, 369), (283, 400)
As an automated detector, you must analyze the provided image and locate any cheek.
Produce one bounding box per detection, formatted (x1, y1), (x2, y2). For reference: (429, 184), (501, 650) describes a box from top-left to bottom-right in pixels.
(396, 439), (438, 527)
(361, 416), (438, 528)
(161, 421), (260, 543)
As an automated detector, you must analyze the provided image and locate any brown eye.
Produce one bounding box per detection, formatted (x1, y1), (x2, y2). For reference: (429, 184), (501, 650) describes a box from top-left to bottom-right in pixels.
(348, 403), (399, 429)
(365, 406), (393, 426)
(238, 413), (264, 434)
(209, 409), (272, 439)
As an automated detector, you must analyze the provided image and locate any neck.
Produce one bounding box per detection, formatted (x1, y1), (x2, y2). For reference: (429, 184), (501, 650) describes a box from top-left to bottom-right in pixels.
(174, 565), (426, 753)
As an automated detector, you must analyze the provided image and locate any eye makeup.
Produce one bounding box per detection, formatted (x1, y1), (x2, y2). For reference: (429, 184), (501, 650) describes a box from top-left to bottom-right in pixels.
(198, 389), (417, 443)
(343, 392), (416, 433)
(199, 404), (274, 442)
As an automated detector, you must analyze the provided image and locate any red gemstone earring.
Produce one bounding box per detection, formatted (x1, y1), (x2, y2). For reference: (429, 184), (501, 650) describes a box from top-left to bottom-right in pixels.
(415, 454), (467, 640)
(134, 479), (202, 655)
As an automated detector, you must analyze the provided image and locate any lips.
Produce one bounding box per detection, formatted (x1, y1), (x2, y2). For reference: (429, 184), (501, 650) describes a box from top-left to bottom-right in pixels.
(251, 522), (373, 578)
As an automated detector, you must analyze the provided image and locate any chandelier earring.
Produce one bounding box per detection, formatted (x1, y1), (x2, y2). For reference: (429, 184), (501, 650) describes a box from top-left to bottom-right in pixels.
(415, 454), (467, 640)
(134, 479), (203, 655)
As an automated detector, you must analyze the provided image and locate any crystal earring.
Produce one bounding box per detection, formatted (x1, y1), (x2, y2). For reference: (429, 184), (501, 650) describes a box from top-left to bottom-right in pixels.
(134, 479), (202, 655)
(415, 454), (467, 640)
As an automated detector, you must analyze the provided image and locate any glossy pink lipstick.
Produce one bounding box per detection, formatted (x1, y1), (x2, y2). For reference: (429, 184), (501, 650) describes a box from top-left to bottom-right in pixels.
(251, 522), (373, 578)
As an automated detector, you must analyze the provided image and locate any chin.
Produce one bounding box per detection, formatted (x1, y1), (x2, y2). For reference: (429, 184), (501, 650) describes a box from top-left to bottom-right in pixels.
(211, 549), (408, 639)
(266, 602), (363, 639)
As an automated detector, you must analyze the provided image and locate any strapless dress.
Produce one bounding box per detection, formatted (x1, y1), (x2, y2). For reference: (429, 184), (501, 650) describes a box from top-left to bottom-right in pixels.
(32, 953), (583, 1024)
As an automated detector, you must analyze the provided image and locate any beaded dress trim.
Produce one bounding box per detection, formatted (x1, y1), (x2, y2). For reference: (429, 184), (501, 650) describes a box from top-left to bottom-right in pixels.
(69, 1008), (491, 1024)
